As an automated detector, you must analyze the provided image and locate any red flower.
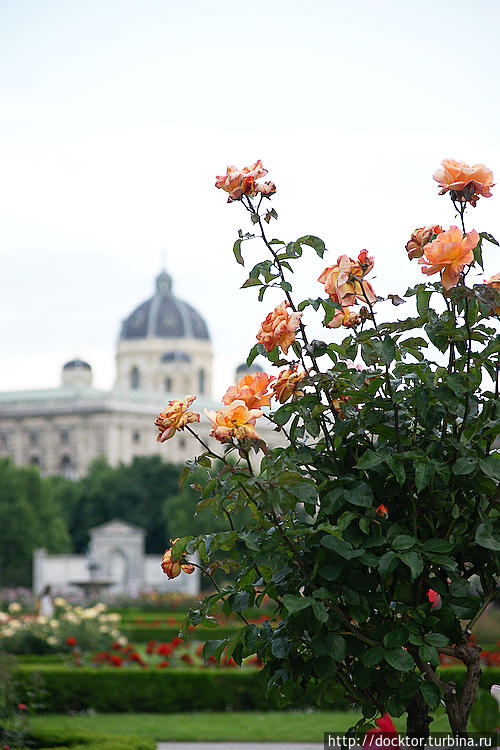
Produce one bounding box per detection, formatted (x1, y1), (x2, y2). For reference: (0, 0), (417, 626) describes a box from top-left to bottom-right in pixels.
(428, 588), (442, 609)
(109, 654), (123, 667)
(66, 636), (77, 647)
(146, 640), (157, 655)
(157, 659), (170, 668)
(157, 642), (172, 656)
(170, 637), (183, 649)
(363, 713), (397, 747)
(17, 704), (27, 711)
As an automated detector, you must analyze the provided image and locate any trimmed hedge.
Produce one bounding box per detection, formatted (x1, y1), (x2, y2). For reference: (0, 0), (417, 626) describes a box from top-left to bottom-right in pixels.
(122, 624), (240, 642)
(31, 726), (155, 749)
(15, 665), (322, 713)
(15, 663), (500, 715)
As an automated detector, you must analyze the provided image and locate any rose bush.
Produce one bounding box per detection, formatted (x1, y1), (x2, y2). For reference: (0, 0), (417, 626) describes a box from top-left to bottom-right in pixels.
(157, 158), (500, 738)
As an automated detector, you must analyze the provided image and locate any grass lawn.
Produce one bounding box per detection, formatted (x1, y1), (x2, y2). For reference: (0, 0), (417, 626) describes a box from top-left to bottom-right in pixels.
(30, 711), (454, 742)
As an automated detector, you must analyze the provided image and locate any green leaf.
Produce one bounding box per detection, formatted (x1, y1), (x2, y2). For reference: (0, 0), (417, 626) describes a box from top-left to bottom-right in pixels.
(361, 646), (385, 666)
(296, 234), (326, 258)
(271, 635), (290, 659)
(311, 599), (329, 623)
(320, 535), (353, 559)
(384, 648), (414, 671)
(385, 456), (406, 486)
(241, 277), (262, 288)
(355, 449), (386, 470)
(452, 456), (477, 475)
(416, 288), (432, 316)
(425, 632), (449, 647)
(420, 680), (441, 708)
(475, 523), (500, 551)
(171, 536), (190, 560)
(379, 551), (399, 578)
(383, 627), (409, 648)
(392, 535), (417, 551)
(415, 460), (434, 492)
(202, 639), (228, 663)
(329, 635), (347, 662)
(282, 594), (312, 615)
(473, 237), (483, 269)
(422, 539), (453, 554)
(233, 238), (244, 265)
(480, 231), (500, 247)
(400, 550), (423, 580)
(419, 644), (440, 666)
(246, 344), (259, 367)
(344, 482), (373, 508)
(178, 465), (190, 490)
(480, 455), (500, 481)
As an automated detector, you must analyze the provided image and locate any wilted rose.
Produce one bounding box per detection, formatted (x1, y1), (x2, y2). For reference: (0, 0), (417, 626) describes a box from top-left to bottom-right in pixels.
(318, 254), (376, 308)
(154, 396), (200, 442)
(418, 226), (479, 290)
(483, 273), (500, 315)
(256, 300), (302, 355)
(433, 158), (494, 206)
(161, 539), (196, 579)
(271, 365), (306, 403)
(405, 225), (443, 260)
(215, 160), (272, 202)
(222, 372), (275, 410)
(327, 307), (361, 329)
(205, 400), (263, 442)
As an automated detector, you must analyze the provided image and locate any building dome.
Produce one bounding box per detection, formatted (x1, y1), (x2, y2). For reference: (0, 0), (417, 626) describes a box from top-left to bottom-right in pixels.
(120, 271), (209, 341)
(115, 269), (213, 396)
(61, 359), (93, 387)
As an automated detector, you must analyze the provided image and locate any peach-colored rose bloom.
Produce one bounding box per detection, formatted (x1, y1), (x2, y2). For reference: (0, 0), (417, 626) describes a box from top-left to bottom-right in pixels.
(223, 372), (275, 410)
(484, 273), (500, 315)
(327, 307), (360, 329)
(406, 225), (443, 260)
(155, 396), (200, 442)
(255, 181), (276, 197)
(271, 365), (306, 404)
(161, 539), (195, 579)
(318, 254), (376, 308)
(418, 226), (479, 290)
(256, 301), (302, 354)
(215, 160), (269, 202)
(205, 400), (262, 442)
(433, 159), (494, 206)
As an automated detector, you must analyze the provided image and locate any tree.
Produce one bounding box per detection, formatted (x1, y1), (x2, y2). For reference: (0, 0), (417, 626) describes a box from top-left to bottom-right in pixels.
(0, 459), (70, 586)
(157, 159), (500, 738)
(47, 456), (183, 553)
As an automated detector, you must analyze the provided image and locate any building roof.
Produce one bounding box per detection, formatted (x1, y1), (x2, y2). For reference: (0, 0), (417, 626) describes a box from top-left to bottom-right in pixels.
(120, 270), (210, 341)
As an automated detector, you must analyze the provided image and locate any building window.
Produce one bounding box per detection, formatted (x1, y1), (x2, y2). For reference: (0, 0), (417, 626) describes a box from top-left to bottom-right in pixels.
(198, 368), (205, 394)
(29, 431), (38, 446)
(0, 434), (7, 447)
(132, 431), (141, 444)
(60, 430), (69, 443)
(60, 455), (76, 480)
(179, 437), (186, 449)
(164, 377), (173, 392)
(130, 366), (141, 390)
(30, 456), (40, 467)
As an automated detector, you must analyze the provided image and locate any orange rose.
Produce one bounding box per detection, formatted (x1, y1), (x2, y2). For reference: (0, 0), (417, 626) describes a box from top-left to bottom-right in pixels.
(271, 365), (306, 404)
(484, 273), (500, 315)
(215, 160), (271, 202)
(433, 158), (494, 206)
(376, 504), (389, 519)
(256, 300), (302, 355)
(222, 372), (275, 410)
(327, 307), (360, 329)
(318, 254), (376, 308)
(405, 225), (443, 260)
(418, 226), (479, 290)
(205, 400), (262, 442)
(154, 396), (200, 442)
(161, 539), (195, 579)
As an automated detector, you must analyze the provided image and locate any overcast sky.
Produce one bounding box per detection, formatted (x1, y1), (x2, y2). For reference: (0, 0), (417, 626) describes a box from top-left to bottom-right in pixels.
(1, 0), (499, 400)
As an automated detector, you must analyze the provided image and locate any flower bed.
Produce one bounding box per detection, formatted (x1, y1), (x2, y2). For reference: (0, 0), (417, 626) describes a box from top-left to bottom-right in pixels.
(0, 598), (123, 654)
